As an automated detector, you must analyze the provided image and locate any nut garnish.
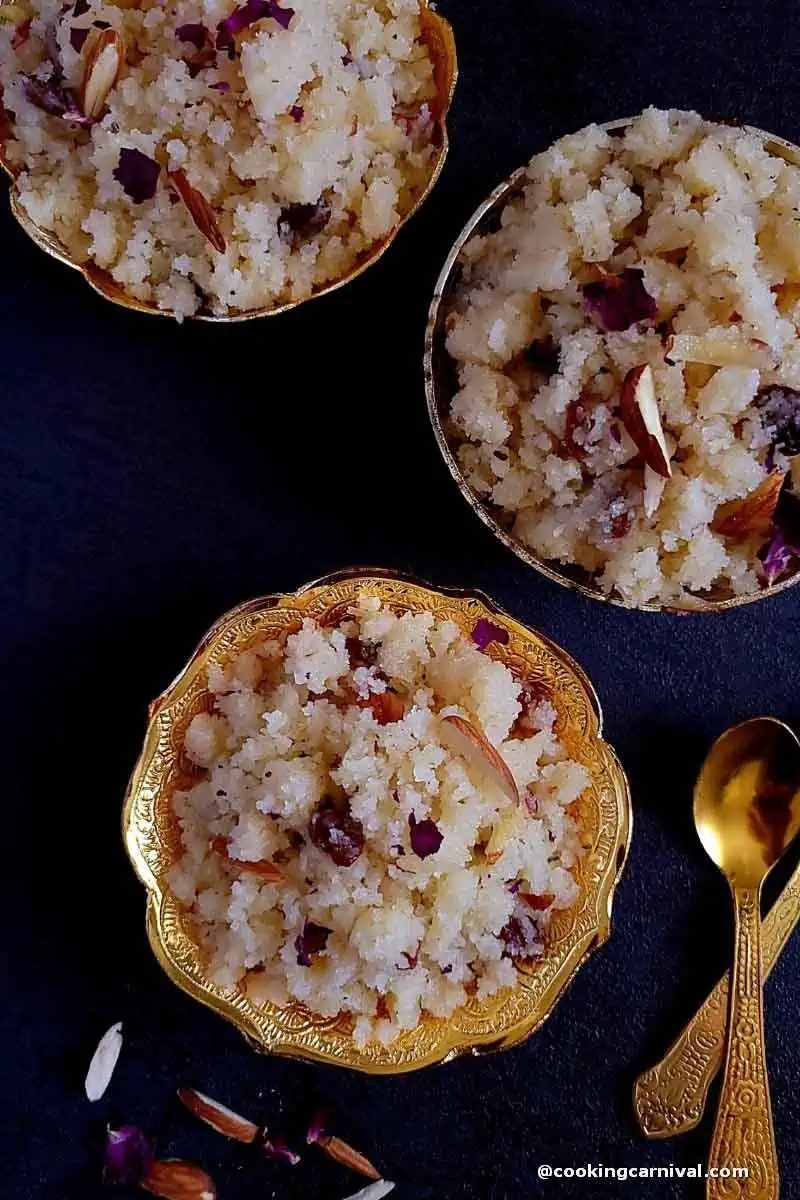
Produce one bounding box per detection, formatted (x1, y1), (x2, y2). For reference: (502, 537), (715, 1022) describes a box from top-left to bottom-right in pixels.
(210, 836), (283, 882)
(80, 27), (124, 119)
(168, 169), (227, 253)
(665, 330), (776, 370)
(84, 1020), (123, 1101)
(177, 1087), (260, 1143)
(316, 1136), (382, 1181)
(141, 1159), (217, 1200)
(711, 471), (786, 541)
(619, 364), (672, 479)
(439, 713), (519, 806)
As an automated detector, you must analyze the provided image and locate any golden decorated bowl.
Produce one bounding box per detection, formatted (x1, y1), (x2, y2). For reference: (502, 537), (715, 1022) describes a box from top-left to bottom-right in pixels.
(424, 118), (800, 614)
(123, 567), (631, 1074)
(0, 3), (456, 322)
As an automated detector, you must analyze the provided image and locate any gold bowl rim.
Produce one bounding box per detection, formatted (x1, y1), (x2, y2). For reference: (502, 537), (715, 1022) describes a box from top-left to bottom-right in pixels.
(0, 2), (457, 323)
(424, 116), (800, 615)
(122, 566), (632, 1074)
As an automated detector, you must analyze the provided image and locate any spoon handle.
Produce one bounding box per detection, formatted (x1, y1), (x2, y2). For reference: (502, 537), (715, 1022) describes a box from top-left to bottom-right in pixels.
(633, 864), (800, 1138)
(706, 885), (778, 1200)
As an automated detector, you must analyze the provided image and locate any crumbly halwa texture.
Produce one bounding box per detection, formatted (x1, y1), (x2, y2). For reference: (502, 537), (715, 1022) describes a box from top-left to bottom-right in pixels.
(0, 0), (438, 316)
(445, 108), (800, 606)
(167, 597), (587, 1047)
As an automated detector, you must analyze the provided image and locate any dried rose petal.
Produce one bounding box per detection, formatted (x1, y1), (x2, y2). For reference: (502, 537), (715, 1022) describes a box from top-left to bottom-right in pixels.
(70, 25), (89, 50)
(471, 618), (509, 653)
(142, 1159), (216, 1200)
(755, 385), (800, 460)
(113, 147), (160, 202)
(581, 267), (657, 333)
(499, 916), (527, 956)
(279, 197), (332, 244)
(262, 1135), (301, 1165)
(104, 1125), (153, 1185)
(523, 789), (539, 817)
(85, 1020), (123, 1101)
(176, 22), (207, 48)
(346, 636), (378, 669)
(308, 799), (364, 867)
(760, 528), (800, 586)
(209, 80), (229, 92)
(306, 1110), (328, 1145)
(216, 0), (293, 51)
(295, 920), (331, 967)
(23, 74), (71, 116)
(289, 103), (303, 121)
(408, 811), (443, 859)
(561, 392), (595, 460)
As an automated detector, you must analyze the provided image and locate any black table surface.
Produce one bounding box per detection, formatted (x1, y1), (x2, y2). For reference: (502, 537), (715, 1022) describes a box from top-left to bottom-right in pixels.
(5, 1), (800, 1196)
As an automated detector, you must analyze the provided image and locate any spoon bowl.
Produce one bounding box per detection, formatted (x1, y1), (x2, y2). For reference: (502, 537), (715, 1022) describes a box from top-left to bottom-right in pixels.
(693, 717), (800, 1200)
(694, 717), (800, 886)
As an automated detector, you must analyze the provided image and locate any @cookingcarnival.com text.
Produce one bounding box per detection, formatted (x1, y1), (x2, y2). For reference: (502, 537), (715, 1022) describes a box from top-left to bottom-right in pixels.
(537, 1164), (748, 1182)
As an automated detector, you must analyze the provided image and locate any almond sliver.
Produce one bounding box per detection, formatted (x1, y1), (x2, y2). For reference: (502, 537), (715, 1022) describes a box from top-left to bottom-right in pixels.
(440, 714), (520, 806)
(80, 27), (124, 119)
(177, 1087), (259, 1144)
(665, 331), (775, 370)
(141, 1159), (216, 1200)
(168, 169), (227, 253)
(319, 1135), (381, 1181)
(711, 471), (785, 541)
(85, 1020), (123, 1102)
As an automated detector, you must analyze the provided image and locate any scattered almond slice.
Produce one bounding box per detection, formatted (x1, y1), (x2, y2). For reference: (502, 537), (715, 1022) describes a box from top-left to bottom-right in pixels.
(711, 470), (785, 541)
(439, 714), (520, 807)
(619, 364), (671, 479)
(317, 1135), (381, 1181)
(168, 169), (227, 253)
(84, 1020), (123, 1102)
(177, 1087), (260, 1144)
(141, 1160), (216, 1200)
(484, 809), (522, 864)
(343, 1183), (395, 1200)
(665, 330), (775, 370)
(642, 464), (667, 519)
(210, 836), (283, 882)
(80, 27), (124, 120)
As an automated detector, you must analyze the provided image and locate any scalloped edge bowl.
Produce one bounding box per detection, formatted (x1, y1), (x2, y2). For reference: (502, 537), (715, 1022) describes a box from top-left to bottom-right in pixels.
(424, 117), (800, 614)
(0, 2), (456, 321)
(123, 567), (631, 1074)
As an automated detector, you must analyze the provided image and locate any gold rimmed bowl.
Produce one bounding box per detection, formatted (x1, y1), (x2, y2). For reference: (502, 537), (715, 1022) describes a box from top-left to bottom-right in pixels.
(123, 567), (631, 1074)
(424, 117), (800, 614)
(0, 3), (456, 322)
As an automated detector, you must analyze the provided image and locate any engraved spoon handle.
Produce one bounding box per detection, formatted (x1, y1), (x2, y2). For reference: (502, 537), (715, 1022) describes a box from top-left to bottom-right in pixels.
(634, 863), (800, 1139)
(706, 885), (778, 1200)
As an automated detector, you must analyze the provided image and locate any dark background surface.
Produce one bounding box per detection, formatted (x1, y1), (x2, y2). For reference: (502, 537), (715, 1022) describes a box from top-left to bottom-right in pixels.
(4, 1), (800, 1196)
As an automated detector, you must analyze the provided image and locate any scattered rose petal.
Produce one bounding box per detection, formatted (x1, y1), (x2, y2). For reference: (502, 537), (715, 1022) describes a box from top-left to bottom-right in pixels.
(346, 636), (378, 669)
(177, 1087), (259, 1143)
(755, 385), (800, 460)
(103, 1125), (153, 1185)
(520, 892), (553, 911)
(216, 0), (293, 51)
(209, 80), (229, 92)
(23, 74), (71, 116)
(279, 197), (332, 244)
(262, 1135), (301, 1165)
(499, 916), (527, 955)
(408, 811), (443, 859)
(441, 964), (452, 974)
(471, 618), (509, 652)
(581, 267), (657, 333)
(289, 103), (303, 122)
(342, 1184), (395, 1200)
(113, 147), (160, 202)
(306, 1110), (328, 1145)
(309, 799), (365, 867)
(141, 1159), (217, 1200)
(760, 527), (800, 586)
(85, 1020), (123, 1101)
(176, 21), (206, 48)
(523, 789), (539, 817)
(70, 25), (89, 50)
(295, 920), (331, 967)
(506, 879), (522, 894)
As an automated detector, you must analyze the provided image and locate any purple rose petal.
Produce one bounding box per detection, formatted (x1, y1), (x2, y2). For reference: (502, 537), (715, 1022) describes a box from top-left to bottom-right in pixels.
(176, 21), (207, 48)
(306, 1110), (328, 1145)
(216, 0), (293, 51)
(289, 103), (303, 122)
(409, 812), (443, 859)
(760, 528), (800, 586)
(471, 618), (509, 653)
(209, 80), (230, 92)
(262, 1135), (301, 1165)
(581, 267), (657, 333)
(113, 148), (161, 202)
(103, 1125), (153, 1186)
(23, 74), (71, 116)
(294, 920), (331, 967)
(70, 25), (89, 50)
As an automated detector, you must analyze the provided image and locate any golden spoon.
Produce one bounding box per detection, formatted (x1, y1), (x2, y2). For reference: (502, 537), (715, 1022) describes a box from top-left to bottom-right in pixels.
(693, 717), (800, 1199)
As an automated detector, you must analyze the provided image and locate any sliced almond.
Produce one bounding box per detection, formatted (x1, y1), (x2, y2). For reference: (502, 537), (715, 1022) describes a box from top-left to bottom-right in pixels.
(80, 27), (124, 120)
(711, 470), (785, 541)
(168, 169), (226, 253)
(84, 1020), (123, 1102)
(642, 463), (667, 519)
(440, 714), (520, 807)
(177, 1087), (259, 1144)
(343, 1184), (395, 1200)
(619, 364), (671, 479)
(665, 330), (775, 370)
(484, 809), (523, 864)
(319, 1135), (381, 1181)
(210, 836), (283, 882)
(142, 1160), (216, 1200)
